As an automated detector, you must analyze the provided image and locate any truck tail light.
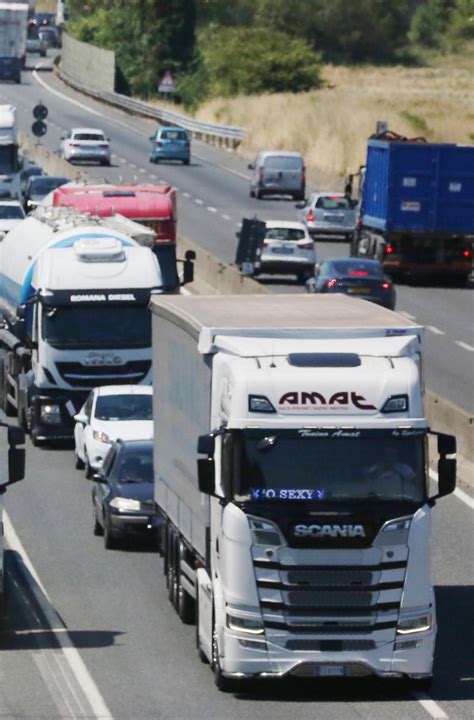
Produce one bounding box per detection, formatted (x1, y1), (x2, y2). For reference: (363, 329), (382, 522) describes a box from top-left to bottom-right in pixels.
(385, 245), (394, 255)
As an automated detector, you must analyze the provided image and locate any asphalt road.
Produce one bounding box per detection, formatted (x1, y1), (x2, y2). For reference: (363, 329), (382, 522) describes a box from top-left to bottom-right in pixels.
(0, 57), (471, 720)
(0, 59), (472, 413)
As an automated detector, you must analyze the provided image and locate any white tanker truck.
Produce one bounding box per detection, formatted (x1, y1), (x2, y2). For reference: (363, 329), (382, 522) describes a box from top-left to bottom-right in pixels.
(0, 205), (164, 445)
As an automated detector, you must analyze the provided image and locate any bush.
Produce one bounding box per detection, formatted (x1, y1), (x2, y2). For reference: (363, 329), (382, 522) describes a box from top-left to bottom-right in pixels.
(200, 27), (321, 98)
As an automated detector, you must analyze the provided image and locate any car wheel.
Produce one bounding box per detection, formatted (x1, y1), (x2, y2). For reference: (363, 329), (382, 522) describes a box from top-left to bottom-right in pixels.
(104, 522), (119, 550)
(249, 188), (255, 198)
(183, 159), (190, 166)
(75, 451), (85, 470)
(93, 511), (103, 536)
(84, 454), (93, 480)
(255, 189), (263, 200)
(297, 269), (312, 284)
(100, 160), (111, 167)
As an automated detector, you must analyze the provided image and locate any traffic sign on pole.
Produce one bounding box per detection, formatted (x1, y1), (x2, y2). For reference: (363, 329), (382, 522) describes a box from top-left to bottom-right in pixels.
(33, 103), (48, 120)
(158, 71), (176, 94)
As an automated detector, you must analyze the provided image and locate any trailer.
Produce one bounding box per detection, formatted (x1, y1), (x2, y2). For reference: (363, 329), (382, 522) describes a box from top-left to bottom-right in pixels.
(0, 3), (28, 83)
(151, 293), (456, 691)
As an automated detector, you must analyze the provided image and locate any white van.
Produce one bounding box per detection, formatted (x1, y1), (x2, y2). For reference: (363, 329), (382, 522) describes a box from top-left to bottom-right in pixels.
(248, 150), (305, 200)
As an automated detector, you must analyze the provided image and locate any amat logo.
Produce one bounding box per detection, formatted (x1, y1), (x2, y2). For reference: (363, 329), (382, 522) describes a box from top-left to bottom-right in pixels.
(278, 391), (376, 411)
(294, 524), (366, 538)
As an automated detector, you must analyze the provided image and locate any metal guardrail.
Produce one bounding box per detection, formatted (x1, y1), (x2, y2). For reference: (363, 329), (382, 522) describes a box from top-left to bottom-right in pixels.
(56, 65), (246, 149)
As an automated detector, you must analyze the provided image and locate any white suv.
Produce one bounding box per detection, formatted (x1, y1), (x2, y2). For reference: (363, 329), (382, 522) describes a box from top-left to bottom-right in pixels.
(74, 385), (153, 478)
(255, 220), (316, 283)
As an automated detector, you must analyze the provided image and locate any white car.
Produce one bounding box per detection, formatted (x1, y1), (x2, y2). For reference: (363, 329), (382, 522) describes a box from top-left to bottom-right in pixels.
(0, 201), (25, 237)
(256, 220), (316, 283)
(59, 127), (112, 165)
(74, 385), (153, 478)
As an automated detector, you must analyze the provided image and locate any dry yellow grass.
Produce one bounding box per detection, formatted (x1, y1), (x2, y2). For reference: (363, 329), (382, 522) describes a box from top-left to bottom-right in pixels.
(194, 52), (474, 189)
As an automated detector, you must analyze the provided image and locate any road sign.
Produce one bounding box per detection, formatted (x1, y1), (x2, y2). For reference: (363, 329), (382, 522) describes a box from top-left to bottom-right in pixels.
(32, 120), (47, 137)
(158, 71), (176, 93)
(33, 103), (48, 120)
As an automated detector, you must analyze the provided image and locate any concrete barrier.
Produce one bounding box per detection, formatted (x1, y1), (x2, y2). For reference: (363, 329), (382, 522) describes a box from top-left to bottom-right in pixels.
(61, 33), (115, 94)
(426, 390), (473, 463)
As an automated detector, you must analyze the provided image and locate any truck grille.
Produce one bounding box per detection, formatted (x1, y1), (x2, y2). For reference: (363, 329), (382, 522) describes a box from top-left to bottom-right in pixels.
(286, 639), (375, 651)
(56, 361), (151, 388)
(287, 569), (372, 587)
(287, 590), (373, 607)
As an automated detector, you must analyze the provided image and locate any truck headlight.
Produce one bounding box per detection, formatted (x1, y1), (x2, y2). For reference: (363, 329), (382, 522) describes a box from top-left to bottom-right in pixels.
(381, 517), (412, 533)
(397, 613), (432, 635)
(227, 614), (264, 635)
(40, 403), (62, 424)
(248, 516), (283, 545)
(109, 497), (141, 512)
(93, 430), (111, 444)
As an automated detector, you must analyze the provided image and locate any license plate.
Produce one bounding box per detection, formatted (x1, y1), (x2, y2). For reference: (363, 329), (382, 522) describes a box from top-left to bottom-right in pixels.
(313, 665), (347, 677)
(272, 247), (294, 255)
(324, 215), (344, 223)
(348, 287), (370, 294)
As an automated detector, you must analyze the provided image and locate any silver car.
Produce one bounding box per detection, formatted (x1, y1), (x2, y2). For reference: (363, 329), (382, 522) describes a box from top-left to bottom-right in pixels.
(249, 151), (305, 200)
(60, 128), (112, 166)
(255, 220), (316, 283)
(297, 192), (356, 241)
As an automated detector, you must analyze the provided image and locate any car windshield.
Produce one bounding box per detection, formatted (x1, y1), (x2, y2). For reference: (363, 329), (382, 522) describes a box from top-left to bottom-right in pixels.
(316, 196), (352, 209)
(42, 305), (151, 349)
(232, 430), (425, 505)
(160, 130), (187, 141)
(265, 157), (303, 170)
(117, 450), (153, 484)
(73, 133), (106, 142)
(265, 227), (306, 241)
(0, 205), (24, 219)
(95, 394), (152, 421)
(327, 261), (383, 278)
(29, 178), (68, 194)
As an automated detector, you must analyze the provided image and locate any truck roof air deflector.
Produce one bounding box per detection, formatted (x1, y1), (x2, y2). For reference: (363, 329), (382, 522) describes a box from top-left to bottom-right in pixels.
(288, 353), (361, 368)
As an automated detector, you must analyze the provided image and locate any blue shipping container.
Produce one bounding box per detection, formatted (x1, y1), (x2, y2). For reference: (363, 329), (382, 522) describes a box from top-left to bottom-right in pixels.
(361, 140), (474, 234)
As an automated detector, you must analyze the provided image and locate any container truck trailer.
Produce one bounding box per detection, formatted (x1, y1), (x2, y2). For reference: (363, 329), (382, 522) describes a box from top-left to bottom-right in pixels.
(349, 134), (474, 284)
(0, 3), (28, 83)
(151, 294), (456, 691)
(0, 205), (165, 445)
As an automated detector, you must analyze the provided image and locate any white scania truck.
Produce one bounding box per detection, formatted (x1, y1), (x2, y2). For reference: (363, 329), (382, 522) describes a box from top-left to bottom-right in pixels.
(151, 294), (456, 691)
(0, 205), (165, 444)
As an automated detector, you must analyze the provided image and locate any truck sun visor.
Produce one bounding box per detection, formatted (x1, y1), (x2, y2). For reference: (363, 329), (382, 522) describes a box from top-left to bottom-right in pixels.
(73, 237), (125, 263)
(288, 353), (361, 367)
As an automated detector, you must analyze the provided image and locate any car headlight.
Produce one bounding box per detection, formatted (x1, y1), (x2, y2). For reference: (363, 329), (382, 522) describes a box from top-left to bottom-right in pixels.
(226, 614), (264, 635)
(248, 516), (284, 546)
(40, 403), (62, 424)
(93, 430), (111, 444)
(109, 497), (141, 512)
(397, 613), (432, 635)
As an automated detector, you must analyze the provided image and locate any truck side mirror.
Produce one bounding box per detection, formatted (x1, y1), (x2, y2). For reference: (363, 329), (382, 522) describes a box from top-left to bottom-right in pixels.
(8, 447), (25, 485)
(8, 426), (25, 447)
(428, 431), (456, 506)
(438, 433), (456, 456)
(197, 433), (215, 456)
(181, 250), (195, 286)
(197, 458), (215, 495)
(16, 305), (26, 319)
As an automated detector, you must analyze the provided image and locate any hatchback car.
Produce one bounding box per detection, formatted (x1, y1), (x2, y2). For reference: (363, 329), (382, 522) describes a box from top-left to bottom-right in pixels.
(74, 385), (153, 479)
(306, 258), (396, 309)
(0, 200), (25, 236)
(20, 163), (44, 200)
(26, 25), (48, 56)
(60, 128), (112, 165)
(92, 439), (159, 549)
(254, 220), (316, 283)
(149, 126), (190, 165)
(23, 175), (69, 212)
(249, 151), (305, 200)
(297, 192), (356, 241)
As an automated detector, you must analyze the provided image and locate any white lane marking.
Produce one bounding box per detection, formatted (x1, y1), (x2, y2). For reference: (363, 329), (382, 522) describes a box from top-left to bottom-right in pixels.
(139, 168), (146, 174)
(129, 163), (137, 169)
(159, 179), (167, 185)
(195, 198), (204, 206)
(413, 693), (448, 719)
(429, 468), (474, 509)
(4, 512), (114, 719)
(426, 326), (445, 336)
(182, 192), (191, 199)
(222, 214), (231, 221)
(149, 174), (158, 180)
(32, 64), (252, 184)
(207, 206), (217, 213)
(399, 311), (416, 320)
(455, 341), (474, 352)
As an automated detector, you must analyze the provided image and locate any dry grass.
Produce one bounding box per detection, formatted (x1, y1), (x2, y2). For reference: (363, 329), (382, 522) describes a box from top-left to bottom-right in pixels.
(194, 50), (474, 190)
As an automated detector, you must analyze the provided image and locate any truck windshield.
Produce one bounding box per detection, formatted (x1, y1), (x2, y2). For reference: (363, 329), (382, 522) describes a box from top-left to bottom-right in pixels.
(41, 305), (151, 349)
(0, 146), (17, 175)
(233, 429), (425, 504)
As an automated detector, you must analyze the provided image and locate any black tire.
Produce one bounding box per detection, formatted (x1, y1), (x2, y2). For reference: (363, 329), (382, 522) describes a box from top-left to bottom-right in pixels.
(255, 189), (263, 200)
(212, 621), (239, 693)
(409, 677), (433, 693)
(249, 188), (255, 198)
(104, 522), (119, 550)
(84, 454), (93, 479)
(183, 158), (190, 166)
(75, 451), (85, 470)
(297, 269), (313, 285)
(93, 511), (103, 536)
(100, 160), (111, 167)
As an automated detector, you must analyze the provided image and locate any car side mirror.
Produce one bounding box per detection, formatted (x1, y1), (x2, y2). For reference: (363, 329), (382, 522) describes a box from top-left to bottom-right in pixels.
(74, 413), (87, 424)
(197, 458), (215, 495)
(92, 472), (107, 483)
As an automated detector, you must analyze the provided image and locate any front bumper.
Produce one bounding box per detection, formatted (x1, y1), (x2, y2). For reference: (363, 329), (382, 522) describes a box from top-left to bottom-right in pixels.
(258, 259), (314, 275)
(219, 628), (435, 680)
(151, 150), (190, 162)
(108, 510), (161, 537)
(67, 150), (111, 163)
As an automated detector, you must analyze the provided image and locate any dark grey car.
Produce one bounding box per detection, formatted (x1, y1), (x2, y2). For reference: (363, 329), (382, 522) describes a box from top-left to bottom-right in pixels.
(249, 151), (305, 200)
(92, 439), (160, 549)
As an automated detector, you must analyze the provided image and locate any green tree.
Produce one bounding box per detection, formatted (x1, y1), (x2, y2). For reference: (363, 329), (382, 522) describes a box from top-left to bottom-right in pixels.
(447, 0), (474, 40)
(409, 0), (455, 47)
